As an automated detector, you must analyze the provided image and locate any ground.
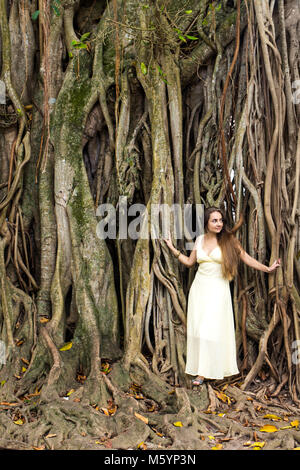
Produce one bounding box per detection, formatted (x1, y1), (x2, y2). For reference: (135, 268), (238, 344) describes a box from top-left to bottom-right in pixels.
(0, 359), (299, 452)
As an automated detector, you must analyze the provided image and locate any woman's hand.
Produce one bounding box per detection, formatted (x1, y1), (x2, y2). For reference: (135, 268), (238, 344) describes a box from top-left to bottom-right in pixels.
(163, 232), (174, 250)
(267, 259), (281, 273)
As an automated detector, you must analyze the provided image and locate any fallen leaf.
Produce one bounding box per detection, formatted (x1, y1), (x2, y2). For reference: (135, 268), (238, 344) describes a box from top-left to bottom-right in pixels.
(66, 389), (75, 396)
(211, 443), (223, 450)
(45, 434), (57, 438)
(293, 447), (300, 450)
(259, 424), (278, 433)
(243, 441), (252, 447)
(137, 441), (147, 450)
(215, 390), (231, 404)
(263, 414), (282, 421)
(0, 402), (18, 406)
(32, 445), (45, 450)
(21, 367), (27, 373)
(39, 317), (49, 323)
(59, 341), (72, 351)
(251, 442), (265, 449)
(173, 421), (183, 427)
(13, 419), (24, 425)
(291, 420), (299, 428)
(134, 412), (149, 424)
(21, 357), (29, 365)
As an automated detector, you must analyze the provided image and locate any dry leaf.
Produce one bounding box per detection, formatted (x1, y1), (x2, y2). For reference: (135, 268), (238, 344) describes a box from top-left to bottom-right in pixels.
(66, 389), (75, 396)
(259, 424), (278, 433)
(173, 421), (183, 427)
(59, 341), (72, 351)
(13, 419), (24, 425)
(263, 414), (281, 421)
(211, 443), (223, 450)
(45, 434), (57, 438)
(137, 441), (147, 450)
(101, 407), (110, 416)
(291, 420), (299, 428)
(134, 412), (149, 424)
(251, 442), (265, 449)
(39, 317), (49, 323)
(243, 441), (252, 447)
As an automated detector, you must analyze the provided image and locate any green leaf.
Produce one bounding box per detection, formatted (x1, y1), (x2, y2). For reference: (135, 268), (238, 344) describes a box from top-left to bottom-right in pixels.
(186, 35), (198, 40)
(51, 3), (60, 16)
(140, 62), (147, 75)
(75, 43), (88, 49)
(80, 32), (91, 42)
(185, 10), (193, 14)
(178, 34), (187, 42)
(32, 10), (40, 21)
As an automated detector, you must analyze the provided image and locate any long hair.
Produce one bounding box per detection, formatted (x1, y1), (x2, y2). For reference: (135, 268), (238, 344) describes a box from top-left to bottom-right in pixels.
(204, 206), (243, 280)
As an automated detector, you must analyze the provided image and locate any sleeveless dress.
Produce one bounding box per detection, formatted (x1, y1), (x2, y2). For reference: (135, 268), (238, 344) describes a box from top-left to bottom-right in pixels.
(185, 234), (239, 379)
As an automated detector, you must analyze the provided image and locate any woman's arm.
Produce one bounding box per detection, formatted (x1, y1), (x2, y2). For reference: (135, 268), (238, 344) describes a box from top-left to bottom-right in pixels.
(163, 235), (197, 267)
(239, 247), (281, 273)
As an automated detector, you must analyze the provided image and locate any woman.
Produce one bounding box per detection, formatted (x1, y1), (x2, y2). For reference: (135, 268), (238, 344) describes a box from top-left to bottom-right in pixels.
(164, 206), (281, 386)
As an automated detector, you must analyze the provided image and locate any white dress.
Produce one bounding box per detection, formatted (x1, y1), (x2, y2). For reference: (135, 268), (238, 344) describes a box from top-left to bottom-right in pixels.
(185, 234), (239, 379)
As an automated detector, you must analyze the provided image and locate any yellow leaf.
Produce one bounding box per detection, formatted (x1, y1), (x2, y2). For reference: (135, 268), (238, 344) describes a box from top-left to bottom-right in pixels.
(59, 342), (72, 351)
(134, 412), (149, 424)
(291, 420), (299, 428)
(101, 407), (110, 416)
(137, 441), (147, 449)
(218, 413), (226, 417)
(173, 421), (183, 427)
(263, 414), (282, 421)
(293, 447), (300, 450)
(21, 367), (27, 373)
(215, 390), (231, 404)
(208, 435), (215, 440)
(13, 419), (24, 425)
(39, 317), (50, 323)
(243, 441), (252, 447)
(259, 424), (278, 433)
(211, 443), (223, 450)
(66, 389), (75, 396)
(251, 442), (265, 449)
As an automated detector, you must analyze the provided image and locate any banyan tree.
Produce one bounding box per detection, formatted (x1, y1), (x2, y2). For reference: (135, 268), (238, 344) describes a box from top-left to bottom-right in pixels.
(0, 0), (299, 450)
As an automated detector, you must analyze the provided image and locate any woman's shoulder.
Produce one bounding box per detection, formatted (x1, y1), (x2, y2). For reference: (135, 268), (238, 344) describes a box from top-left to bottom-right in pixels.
(193, 233), (204, 250)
